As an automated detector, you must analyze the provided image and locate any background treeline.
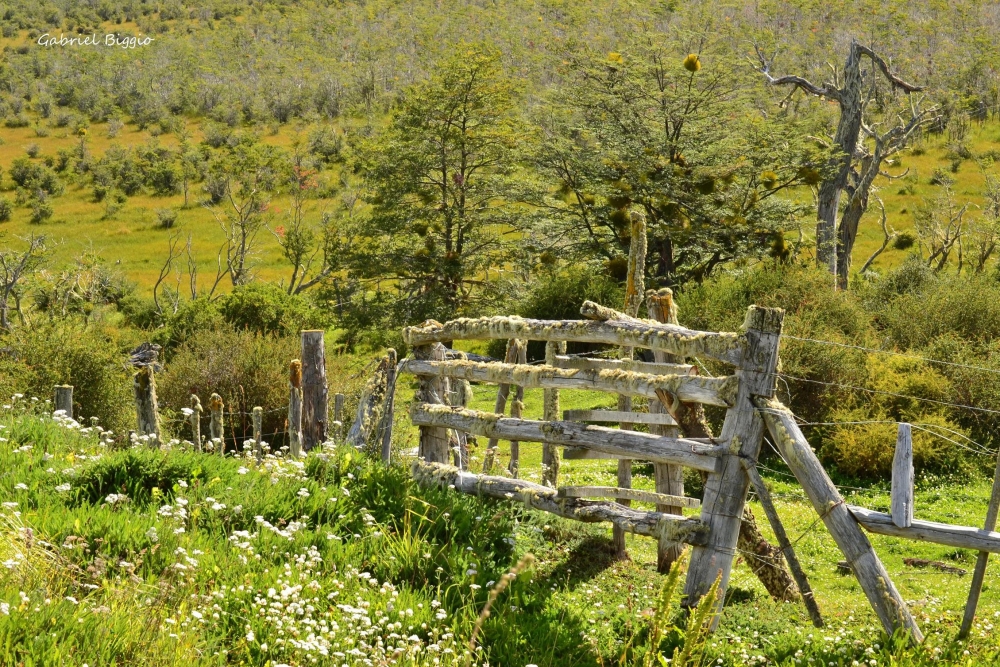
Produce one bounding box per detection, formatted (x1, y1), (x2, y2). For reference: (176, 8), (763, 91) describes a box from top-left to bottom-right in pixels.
(2, 0), (1000, 481)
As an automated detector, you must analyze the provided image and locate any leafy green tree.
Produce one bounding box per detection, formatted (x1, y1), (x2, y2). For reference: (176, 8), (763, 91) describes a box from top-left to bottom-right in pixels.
(533, 29), (826, 287)
(350, 45), (527, 324)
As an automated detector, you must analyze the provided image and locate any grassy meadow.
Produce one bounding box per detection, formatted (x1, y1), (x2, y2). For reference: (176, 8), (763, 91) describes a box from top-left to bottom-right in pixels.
(4, 383), (1000, 666)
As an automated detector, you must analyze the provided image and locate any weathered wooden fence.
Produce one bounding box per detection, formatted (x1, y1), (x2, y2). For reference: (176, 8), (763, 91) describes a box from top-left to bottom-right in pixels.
(46, 302), (1000, 643)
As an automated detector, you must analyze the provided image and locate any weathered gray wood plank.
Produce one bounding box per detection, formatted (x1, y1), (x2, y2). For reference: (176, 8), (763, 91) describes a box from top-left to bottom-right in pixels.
(563, 409), (677, 426)
(399, 359), (736, 407)
(409, 404), (723, 472)
(557, 486), (700, 508)
(891, 423), (914, 528)
(553, 355), (693, 376)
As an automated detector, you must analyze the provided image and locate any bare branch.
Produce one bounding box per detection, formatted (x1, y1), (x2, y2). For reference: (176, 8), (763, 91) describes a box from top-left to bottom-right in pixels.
(754, 43), (841, 100)
(855, 44), (924, 93)
(859, 197), (895, 274)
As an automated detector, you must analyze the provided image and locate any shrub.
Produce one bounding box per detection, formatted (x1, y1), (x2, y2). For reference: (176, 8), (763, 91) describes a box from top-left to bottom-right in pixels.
(158, 329), (300, 446)
(499, 264), (623, 360)
(819, 354), (970, 478)
(219, 282), (320, 336)
(0, 197), (11, 222)
(0, 321), (136, 435)
(25, 143), (40, 158)
(155, 208), (177, 229)
(8, 157), (64, 196)
(30, 196), (54, 224)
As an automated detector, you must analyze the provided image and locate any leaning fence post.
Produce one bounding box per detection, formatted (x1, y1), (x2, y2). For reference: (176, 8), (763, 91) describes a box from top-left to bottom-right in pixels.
(509, 341), (528, 478)
(756, 397), (922, 642)
(288, 360), (303, 458)
(209, 392), (224, 455)
(380, 349), (398, 463)
(415, 342), (450, 463)
(133, 366), (161, 448)
(683, 306), (783, 624)
(252, 406), (263, 461)
(959, 438), (1000, 637)
(891, 423), (914, 528)
(301, 330), (329, 451)
(54, 385), (73, 419)
(189, 394), (203, 451)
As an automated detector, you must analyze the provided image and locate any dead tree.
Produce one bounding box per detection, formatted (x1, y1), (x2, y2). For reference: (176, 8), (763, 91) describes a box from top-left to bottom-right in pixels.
(0, 235), (47, 330)
(756, 40), (937, 288)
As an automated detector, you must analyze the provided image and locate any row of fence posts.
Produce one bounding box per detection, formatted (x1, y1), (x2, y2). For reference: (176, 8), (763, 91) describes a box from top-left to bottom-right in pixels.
(51, 330), (349, 458)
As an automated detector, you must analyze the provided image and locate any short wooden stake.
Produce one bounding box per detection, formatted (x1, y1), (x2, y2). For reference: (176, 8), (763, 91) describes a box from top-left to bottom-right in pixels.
(741, 457), (824, 628)
(415, 342), (450, 463)
(288, 360), (304, 458)
(959, 443), (1000, 637)
(891, 423), (914, 528)
(301, 330), (328, 451)
(189, 394), (203, 451)
(54, 385), (73, 419)
(756, 397), (923, 642)
(541, 340), (564, 486)
(133, 366), (161, 448)
(209, 392), (224, 455)
(252, 406), (263, 461)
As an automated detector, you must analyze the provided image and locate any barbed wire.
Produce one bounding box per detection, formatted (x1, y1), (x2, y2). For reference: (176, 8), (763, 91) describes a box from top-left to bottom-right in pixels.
(780, 335), (1000, 377)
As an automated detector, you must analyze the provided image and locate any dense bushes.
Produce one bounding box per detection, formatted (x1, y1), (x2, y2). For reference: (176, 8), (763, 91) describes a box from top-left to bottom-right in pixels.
(157, 329), (299, 446)
(0, 321), (135, 434)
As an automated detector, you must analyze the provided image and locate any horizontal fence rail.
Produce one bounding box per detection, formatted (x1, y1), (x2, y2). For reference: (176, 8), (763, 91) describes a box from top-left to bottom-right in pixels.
(411, 460), (709, 545)
(399, 359), (736, 407)
(402, 316), (744, 365)
(409, 404), (724, 472)
(849, 506), (1000, 554)
(552, 355), (694, 376)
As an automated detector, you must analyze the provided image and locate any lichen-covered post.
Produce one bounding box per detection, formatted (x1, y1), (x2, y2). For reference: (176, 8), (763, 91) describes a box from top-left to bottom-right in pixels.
(301, 330), (328, 451)
(252, 406), (263, 461)
(541, 340), (565, 486)
(484, 339), (522, 472)
(683, 306), (783, 624)
(209, 392), (224, 455)
(647, 288), (685, 571)
(189, 394), (203, 451)
(415, 341), (451, 463)
(133, 366), (161, 448)
(507, 341), (528, 478)
(288, 360), (304, 458)
(611, 211), (646, 555)
(54, 385), (73, 419)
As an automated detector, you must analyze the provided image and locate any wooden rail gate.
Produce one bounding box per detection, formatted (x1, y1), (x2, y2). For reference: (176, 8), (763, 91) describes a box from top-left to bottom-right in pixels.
(399, 296), (1000, 642)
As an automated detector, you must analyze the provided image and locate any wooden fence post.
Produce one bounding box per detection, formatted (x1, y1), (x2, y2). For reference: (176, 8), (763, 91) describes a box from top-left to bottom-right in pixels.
(333, 393), (345, 442)
(891, 423), (914, 528)
(959, 442), (1000, 637)
(683, 306), (783, 623)
(252, 406), (263, 461)
(189, 394), (203, 451)
(209, 392), (224, 455)
(415, 342), (450, 463)
(611, 211), (646, 555)
(301, 330), (328, 451)
(54, 385), (73, 419)
(508, 341), (528, 478)
(133, 366), (161, 448)
(347, 354), (391, 450)
(756, 397), (923, 642)
(380, 349), (398, 463)
(541, 341), (564, 486)
(484, 339), (521, 472)
(288, 360), (303, 458)
(646, 288), (686, 571)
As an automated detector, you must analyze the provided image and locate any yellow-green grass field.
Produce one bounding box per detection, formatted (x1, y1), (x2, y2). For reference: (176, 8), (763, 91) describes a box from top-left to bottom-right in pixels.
(2, 105), (1000, 296)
